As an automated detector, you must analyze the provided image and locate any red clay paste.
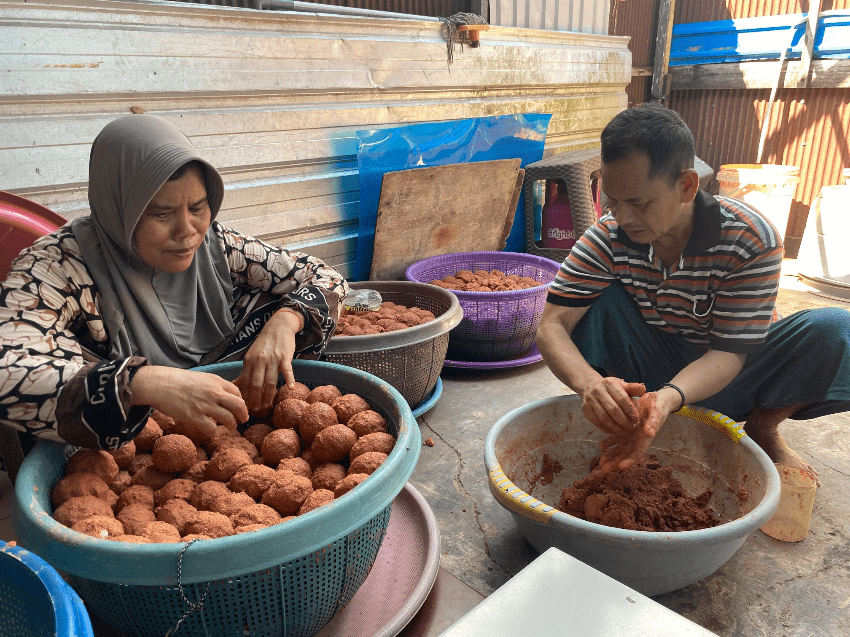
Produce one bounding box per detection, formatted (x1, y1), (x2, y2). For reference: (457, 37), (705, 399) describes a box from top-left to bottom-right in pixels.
(557, 456), (720, 532)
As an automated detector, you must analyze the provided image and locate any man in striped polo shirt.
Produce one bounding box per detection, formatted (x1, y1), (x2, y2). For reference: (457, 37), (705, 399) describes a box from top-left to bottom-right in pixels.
(536, 103), (850, 482)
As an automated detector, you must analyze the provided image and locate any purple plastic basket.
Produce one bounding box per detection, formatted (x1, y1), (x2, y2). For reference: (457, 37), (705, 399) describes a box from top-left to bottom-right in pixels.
(405, 252), (562, 362)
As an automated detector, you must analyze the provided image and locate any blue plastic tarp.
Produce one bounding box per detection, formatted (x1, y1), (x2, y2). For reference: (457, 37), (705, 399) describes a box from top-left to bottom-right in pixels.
(352, 113), (552, 282)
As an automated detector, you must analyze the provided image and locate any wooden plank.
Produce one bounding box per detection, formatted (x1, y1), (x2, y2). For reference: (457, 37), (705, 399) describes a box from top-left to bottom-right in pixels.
(0, 0), (631, 281)
(798, 2), (822, 89)
(285, 234), (358, 262)
(0, 93), (618, 192)
(2, 57), (629, 97)
(670, 59), (850, 91)
(369, 159), (522, 281)
(499, 169), (525, 250)
(650, 0), (676, 102)
(0, 9), (631, 98)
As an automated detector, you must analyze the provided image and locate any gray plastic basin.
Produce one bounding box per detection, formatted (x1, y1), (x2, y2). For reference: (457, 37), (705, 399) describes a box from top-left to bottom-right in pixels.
(484, 395), (781, 596)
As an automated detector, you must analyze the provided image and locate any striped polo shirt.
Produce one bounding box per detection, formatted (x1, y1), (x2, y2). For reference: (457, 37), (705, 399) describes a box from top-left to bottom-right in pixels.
(546, 190), (783, 353)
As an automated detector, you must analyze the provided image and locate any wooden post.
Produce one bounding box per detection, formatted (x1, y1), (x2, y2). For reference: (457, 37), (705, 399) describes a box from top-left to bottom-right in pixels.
(651, 0), (676, 103)
(798, 0), (822, 89)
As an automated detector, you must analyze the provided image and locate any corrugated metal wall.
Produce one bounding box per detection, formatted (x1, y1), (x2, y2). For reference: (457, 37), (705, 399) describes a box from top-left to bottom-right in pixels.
(1, 0), (630, 279)
(675, 0), (850, 23)
(609, 0), (654, 105)
(296, 0), (469, 14)
(610, 0), (850, 257)
(187, 0), (471, 18)
(490, 0), (608, 33)
(669, 88), (850, 256)
(299, 0), (614, 32)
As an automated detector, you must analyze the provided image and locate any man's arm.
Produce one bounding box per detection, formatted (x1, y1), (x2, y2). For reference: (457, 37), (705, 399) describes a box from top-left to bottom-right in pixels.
(598, 348), (746, 471)
(536, 300), (747, 471)
(663, 348), (746, 411)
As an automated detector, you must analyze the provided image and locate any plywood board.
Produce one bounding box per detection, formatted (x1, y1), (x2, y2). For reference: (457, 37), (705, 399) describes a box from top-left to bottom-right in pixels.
(369, 159), (523, 281)
(499, 168), (525, 250)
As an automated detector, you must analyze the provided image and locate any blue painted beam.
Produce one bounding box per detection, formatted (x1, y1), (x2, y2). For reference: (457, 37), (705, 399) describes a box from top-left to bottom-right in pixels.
(670, 12), (850, 66)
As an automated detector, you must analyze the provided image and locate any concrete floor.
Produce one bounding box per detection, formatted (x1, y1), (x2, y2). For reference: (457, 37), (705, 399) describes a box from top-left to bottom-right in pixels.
(1, 265), (848, 636)
(406, 267), (850, 636)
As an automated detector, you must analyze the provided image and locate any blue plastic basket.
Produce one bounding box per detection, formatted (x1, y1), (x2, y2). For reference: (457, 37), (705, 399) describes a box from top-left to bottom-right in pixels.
(13, 360), (420, 637)
(0, 542), (94, 637)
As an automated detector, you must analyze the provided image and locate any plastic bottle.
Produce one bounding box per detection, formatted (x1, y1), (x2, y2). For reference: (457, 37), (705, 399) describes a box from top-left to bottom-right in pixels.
(344, 289), (382, 312)
(533, 179), (545, 242)
(540, 179), (578, 250)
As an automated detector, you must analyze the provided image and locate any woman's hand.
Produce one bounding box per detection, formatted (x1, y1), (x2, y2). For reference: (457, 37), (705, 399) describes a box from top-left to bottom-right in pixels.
(131, 366), (248, 437)
(235, 307), (304, 415)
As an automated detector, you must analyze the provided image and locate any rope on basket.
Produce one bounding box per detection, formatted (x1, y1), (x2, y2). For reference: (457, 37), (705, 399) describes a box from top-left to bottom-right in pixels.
(442, 12), (488, 66)
(164, 538), (210, 637)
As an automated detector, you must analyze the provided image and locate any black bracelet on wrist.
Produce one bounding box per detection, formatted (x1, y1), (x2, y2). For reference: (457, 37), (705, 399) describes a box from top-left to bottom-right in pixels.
(659, 382), (686, 411)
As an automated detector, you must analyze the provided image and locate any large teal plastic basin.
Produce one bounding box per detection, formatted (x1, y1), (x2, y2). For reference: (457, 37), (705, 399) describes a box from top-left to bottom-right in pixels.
(13, 360), (420, 637)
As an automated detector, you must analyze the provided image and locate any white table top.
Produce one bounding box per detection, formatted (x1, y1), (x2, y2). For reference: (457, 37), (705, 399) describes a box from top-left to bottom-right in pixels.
(439, 547), (718, 637)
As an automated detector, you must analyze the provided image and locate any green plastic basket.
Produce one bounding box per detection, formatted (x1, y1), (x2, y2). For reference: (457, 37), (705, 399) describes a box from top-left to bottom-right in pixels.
(13, 360), (420, 637)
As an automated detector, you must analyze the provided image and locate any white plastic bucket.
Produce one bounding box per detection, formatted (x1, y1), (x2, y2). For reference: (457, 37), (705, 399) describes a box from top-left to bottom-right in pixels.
(795, 184), (850, 286)
(717, 164), (800, 238)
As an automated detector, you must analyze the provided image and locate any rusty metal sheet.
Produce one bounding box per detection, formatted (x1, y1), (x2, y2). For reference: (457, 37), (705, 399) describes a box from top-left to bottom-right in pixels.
(675, 0), (850, 24)
(670, 87), (850, 257)
(609, 0), (655, 67)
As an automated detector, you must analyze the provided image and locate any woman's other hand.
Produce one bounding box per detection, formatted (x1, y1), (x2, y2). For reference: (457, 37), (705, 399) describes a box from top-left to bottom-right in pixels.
(235, 307), (304, 415)
(131, 366), (248, 437)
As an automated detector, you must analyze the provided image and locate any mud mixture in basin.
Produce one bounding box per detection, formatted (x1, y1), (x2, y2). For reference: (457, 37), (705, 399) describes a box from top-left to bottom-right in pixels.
(531, 454), (726, 532)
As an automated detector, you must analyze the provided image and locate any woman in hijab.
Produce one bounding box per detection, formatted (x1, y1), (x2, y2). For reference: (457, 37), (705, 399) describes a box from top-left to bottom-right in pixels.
(0, 115), (348, 477)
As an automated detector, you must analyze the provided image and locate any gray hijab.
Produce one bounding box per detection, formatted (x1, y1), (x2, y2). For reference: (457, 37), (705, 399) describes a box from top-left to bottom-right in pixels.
(71, 114), (235, 368)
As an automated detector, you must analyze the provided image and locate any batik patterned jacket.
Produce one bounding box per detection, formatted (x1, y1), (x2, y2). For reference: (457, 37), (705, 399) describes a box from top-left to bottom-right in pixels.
(0, 221), (347, 455)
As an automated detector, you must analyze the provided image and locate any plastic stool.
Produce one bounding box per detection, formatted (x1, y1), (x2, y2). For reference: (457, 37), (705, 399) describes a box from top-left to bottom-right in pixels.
(523, 148), (602, 263)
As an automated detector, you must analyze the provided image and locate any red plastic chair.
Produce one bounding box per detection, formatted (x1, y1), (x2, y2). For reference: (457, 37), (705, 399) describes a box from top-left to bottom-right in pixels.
(0, 191), (65, 483)
(1, 191), (66, 281)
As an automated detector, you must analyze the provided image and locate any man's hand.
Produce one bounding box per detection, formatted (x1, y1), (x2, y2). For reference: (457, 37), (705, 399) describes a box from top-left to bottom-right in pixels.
(131, 367), (249, 437)
(580, 377), (646, 436)
(235, 307), (303, 415)
(597, 391), (667, 472)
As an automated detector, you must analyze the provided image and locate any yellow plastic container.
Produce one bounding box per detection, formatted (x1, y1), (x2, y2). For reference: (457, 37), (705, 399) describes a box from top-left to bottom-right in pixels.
(760, 464), (817, 542)
(717, 164), (800, 238)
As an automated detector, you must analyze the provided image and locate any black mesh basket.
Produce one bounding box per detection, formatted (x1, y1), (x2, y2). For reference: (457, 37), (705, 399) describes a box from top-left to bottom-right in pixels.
(322, 281), (462, 407)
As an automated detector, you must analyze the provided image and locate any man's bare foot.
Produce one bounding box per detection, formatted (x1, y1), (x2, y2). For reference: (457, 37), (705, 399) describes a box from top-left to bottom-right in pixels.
(745, 427), (820, 486)
(744, 404), (820, 486)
